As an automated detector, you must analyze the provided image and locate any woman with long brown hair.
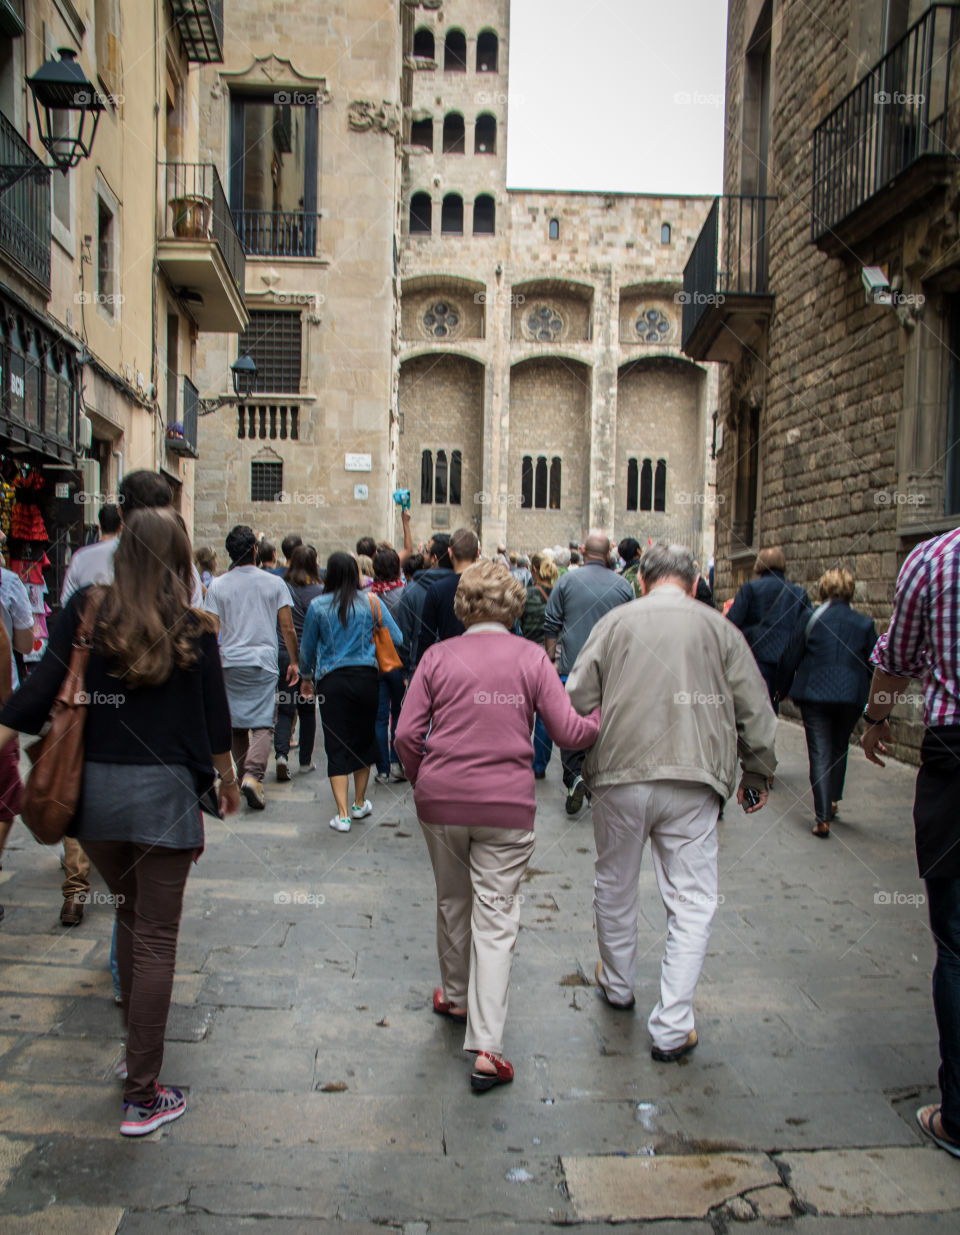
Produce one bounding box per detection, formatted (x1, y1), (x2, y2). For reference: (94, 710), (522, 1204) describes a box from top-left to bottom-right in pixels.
(0, 507), (240, 1137)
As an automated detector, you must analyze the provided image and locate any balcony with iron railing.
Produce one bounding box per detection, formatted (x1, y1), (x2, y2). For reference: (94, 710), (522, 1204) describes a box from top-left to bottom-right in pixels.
(169, 0), (224, 64)
(0, 108), (51, 295)
(157, 162), (248, 333)
(166, 374), (199, 458)
(680, 194), (775, 363)
(812, 4), (960, 255)
(232, 209), (321, 258)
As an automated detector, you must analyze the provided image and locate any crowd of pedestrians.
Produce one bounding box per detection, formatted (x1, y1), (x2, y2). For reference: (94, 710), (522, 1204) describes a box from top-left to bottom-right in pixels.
(0, 473), (955, 1160)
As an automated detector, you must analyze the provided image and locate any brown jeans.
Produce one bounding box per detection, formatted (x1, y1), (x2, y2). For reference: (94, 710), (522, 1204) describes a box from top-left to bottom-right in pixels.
(81, 840), (194, 1104)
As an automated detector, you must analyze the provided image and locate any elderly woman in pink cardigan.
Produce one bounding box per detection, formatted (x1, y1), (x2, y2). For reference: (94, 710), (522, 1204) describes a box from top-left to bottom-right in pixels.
(395, 558), (600, 1092)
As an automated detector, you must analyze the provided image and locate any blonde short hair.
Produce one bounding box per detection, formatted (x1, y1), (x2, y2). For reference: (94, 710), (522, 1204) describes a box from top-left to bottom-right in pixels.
(454, 559), (526, 628)
(356, 554), (373, 579)
(818, 568), (855, 602)
(538, 557), (559, 587)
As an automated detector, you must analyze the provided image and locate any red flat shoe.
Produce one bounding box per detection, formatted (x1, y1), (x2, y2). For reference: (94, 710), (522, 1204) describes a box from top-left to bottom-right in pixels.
(471, 1050), (514, 1092)
(433, 987), (466, 1023)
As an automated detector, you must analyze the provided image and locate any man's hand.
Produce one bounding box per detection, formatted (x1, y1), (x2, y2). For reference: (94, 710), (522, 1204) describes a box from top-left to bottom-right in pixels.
(736, 783), (768, 814)
(285, 662), (299, 686)
(862, 718), (891, 767)
(299, 679), (314, 701)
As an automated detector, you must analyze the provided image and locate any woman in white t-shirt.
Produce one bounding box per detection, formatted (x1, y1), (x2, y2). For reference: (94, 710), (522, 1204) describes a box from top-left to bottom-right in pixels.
(202, 526), (299, 809)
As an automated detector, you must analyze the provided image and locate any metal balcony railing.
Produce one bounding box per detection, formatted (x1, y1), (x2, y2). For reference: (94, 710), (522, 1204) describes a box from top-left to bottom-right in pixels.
(161, 162), (245, 293)
(0, 109), (51, 294)
(169, 0), (224, 64)
(811, 4), (960, 243)
(681, 194), (774, 351)
(166, 374), (199, 457)
(232, 209), (321, 258)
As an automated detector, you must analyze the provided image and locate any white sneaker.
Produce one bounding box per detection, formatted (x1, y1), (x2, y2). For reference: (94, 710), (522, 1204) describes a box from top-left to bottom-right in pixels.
(297, 762), (317, 775)
(389, 761), (406, 782)
(350, 799), (372, 819)
(374, 772), (390, 785)
(329, 815), (352, 833)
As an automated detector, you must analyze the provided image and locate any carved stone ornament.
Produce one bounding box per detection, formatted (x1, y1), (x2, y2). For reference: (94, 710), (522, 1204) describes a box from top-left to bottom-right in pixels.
(348, 100), (401, 136)
(218, 54), (330, 104)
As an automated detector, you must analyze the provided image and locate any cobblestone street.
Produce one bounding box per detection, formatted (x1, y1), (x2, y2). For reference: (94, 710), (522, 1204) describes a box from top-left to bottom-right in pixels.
(1, 719), (958, 1231)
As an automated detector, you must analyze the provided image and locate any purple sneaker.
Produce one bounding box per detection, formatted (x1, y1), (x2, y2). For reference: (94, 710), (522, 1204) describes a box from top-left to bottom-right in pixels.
(120, 1083), (186, 1137)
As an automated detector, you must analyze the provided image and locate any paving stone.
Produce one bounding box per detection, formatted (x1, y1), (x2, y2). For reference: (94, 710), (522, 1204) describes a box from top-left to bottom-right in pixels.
(562, 1151), (780, 1221)
(0, 1132), (31, 1188)
(781, 1146), (960, 1216)
(0, 1207), (124, 1234)
(0, 933), (99, 964)
(744, 1183), (796, 1219)
(0, 996), (72, 1034)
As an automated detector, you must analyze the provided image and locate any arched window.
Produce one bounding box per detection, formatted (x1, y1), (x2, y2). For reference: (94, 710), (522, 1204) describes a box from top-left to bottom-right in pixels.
(473, 193), (495, 234)
(549, 218), (559, 240)
(626, 457), (639, 511)
(410, 192), (432, 234)
(654, 458), (667, 511)
(444, 30), (467, 71)
(435, 449), (448, 504)
(521, 456), (533, 508)
(442, 112), (465, 154)
(450, 449), (462, 505)
(534, 456), (548, 509)
(421, 449), (433, 504)
(441, 193), (463, 234)
(475, 113), (496, 153)
(410, 116), (433, 150)
(661, 222), (671, 244)
(413, 28), (435, 59)
(549, 457), (562, 509)
(639, 458), (653, 511)
(477, 29), (498, 72)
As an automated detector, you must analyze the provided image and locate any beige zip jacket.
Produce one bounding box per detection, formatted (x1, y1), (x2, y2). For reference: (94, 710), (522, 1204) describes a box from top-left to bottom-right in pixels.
(566, 583), (778, 799)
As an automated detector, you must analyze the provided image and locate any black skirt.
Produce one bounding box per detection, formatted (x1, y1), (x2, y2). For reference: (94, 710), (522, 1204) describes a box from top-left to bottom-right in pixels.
(317, 666), (380, 777)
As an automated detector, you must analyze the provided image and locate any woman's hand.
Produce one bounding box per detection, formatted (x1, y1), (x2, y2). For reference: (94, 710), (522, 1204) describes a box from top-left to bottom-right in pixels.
(299, 679), (314, 701)
(219, 780), (242, 816)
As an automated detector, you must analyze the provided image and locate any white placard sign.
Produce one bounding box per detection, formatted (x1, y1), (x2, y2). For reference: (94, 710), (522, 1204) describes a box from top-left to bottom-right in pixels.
(354, 484), (369, 501)
(345, 453), (372, 472)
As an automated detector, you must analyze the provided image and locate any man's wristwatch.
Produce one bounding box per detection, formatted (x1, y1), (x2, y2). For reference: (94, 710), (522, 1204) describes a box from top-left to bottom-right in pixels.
(862, 709), (890, 726)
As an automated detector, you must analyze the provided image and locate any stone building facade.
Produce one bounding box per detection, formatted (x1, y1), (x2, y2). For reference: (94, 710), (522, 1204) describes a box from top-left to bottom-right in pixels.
(194, 0), (719, 565)
(683, 0), (960, 760)
(0, 1), (230, 601)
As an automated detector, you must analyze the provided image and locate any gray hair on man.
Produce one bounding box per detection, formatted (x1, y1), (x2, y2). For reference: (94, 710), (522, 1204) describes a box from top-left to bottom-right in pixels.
(639, 543), (699, 590)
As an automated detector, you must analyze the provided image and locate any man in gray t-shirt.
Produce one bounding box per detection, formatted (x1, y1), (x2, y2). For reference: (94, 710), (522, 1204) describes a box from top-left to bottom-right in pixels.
(543, 531), (634, 814)
(202, 526), (298, 809)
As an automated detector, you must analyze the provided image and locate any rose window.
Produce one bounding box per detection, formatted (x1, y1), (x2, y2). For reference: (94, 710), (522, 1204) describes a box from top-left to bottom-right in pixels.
(636, 308), (671, 343)
(423, 302), (460, 338)
(526, 305), (563, 342)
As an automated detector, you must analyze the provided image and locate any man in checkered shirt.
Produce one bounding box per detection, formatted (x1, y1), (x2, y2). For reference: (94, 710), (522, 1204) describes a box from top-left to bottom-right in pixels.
(863, 526), (960, 1158)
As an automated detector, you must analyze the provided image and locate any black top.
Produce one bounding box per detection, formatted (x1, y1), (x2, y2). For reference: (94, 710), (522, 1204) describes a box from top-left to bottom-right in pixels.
(0, 590), (232, 788)
(418, 571), (465, 656)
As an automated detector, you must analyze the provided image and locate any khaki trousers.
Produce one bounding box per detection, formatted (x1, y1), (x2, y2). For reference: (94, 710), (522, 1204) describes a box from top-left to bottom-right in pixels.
(61, 836), (91, 899)
(420, 822), (535, 1056)
(592, 779), (720, 1052)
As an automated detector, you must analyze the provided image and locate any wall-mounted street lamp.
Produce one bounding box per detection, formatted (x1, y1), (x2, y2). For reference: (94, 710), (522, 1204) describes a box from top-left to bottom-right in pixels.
(0, 49), (104, 191)
(198, 355), (258, 414)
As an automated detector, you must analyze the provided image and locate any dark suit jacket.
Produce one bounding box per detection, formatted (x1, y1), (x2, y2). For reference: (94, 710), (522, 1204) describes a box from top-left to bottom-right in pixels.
(417, 571), (464, 662)
(727, 570), (811, 665)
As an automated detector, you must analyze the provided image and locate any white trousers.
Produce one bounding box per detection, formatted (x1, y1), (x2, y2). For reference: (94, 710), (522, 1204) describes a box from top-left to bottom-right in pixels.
(420, 822), (536, 1056)
(592, 780), (720, 1051)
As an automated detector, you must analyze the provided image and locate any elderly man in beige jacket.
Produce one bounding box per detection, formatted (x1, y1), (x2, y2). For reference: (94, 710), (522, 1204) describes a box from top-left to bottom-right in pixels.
(567, 543), (777, 1063)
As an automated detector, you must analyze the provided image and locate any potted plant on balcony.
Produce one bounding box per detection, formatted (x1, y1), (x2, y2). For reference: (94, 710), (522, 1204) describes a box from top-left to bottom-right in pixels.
(168, 194), (211, 239)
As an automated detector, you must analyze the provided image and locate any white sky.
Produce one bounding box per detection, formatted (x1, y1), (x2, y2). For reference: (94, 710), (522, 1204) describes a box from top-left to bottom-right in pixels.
(506, 0), (728, 195)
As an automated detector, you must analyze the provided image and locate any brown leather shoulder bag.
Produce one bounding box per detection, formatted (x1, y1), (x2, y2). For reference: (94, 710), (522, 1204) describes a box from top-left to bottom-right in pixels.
(20, 593), (101, 845)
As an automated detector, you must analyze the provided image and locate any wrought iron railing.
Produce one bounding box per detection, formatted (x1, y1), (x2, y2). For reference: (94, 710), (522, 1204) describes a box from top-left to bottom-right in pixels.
(166, 374), (199, 457)
(811, 4), (960, 242)
(161, 162), (244, 294)
(681, 195), (774, 350)
(169, 0), (224, 64)
(232, 210), (321, 258)
(0, 108), (50, 293)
